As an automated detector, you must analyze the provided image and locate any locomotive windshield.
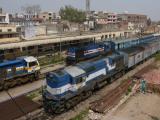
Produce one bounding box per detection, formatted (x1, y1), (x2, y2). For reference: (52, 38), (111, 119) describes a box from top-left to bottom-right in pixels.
(29, 61), (38, 67)
(46, 74), (59, 83)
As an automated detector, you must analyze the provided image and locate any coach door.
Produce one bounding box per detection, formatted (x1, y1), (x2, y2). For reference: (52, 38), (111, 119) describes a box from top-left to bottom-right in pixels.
(76, 48), (84, 61)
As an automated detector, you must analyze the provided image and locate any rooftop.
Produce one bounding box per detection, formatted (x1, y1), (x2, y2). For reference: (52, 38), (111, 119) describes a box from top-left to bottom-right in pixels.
(64, 66), (85, 77)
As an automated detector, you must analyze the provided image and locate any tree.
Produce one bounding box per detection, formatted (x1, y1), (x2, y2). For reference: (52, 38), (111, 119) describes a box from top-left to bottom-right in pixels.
(59, 5), (86, 23)
(147, 18), (152, 26)
(157, 21), (160, 25)
(21, 4), (41, 15)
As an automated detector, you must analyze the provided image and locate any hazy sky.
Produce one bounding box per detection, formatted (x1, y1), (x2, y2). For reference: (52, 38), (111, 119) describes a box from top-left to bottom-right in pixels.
(0, 0), (159, 20)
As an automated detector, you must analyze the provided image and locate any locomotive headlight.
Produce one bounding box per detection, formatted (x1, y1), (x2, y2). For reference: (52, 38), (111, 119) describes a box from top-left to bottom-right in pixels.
(45, 94), (53, 100)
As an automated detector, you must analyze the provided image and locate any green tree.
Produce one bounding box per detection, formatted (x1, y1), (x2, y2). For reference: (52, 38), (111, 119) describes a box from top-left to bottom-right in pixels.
(59, 5), (86, 23)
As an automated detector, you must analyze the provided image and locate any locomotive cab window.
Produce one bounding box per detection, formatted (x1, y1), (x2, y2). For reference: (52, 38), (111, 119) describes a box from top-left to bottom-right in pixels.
(110, 59), (115, 66)
(47, 76), (58, 83)
(76, 77), (85, 84)
(28, 61), (38, 67)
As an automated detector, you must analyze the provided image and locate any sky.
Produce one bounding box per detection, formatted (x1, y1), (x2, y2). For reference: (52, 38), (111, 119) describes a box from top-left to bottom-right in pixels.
(0, 0), (159, 21)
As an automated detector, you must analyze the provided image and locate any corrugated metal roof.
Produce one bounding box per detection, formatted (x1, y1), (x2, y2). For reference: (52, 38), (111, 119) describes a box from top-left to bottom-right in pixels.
(0, 31), (132, 50)
(64, 66), (85, 78)
(0, 34), (103, 49)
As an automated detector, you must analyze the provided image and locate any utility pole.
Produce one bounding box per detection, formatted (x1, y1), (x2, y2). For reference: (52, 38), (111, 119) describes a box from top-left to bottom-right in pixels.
(59, 23), (63, 56)
(86, 0), (90, 19)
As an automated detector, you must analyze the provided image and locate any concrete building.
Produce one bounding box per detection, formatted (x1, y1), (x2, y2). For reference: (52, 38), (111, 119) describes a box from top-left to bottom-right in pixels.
(0, 13), (10, 24)
(23, 25), (47, 39)
(118, 13), (147, 29)
(92, 11), (118, 25)
(9, 13), (43, 26)
(39, 12), (61, 23)
(90, 11), (118, 31)
(0, 24), (19, 39)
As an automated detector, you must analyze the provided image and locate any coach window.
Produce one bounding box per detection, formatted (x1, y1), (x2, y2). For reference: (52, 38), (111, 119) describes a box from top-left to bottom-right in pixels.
(8, 29), (12, 32)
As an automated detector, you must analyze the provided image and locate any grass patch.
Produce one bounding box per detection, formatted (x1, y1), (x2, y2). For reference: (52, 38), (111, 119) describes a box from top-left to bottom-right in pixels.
(120, 78), (130, 84)
(70, 108), (89, 120)
(154, 53), (160, 61)
(126, 86), (132, 96)
(26, 88), (42, 100)
(38, 53), (64, 66)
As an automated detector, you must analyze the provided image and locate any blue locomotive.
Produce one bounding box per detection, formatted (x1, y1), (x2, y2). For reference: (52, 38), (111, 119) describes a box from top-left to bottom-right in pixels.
(0, 56), (40, 90)
(66, 41), (116, 64)
(43, 36), (160, 114)
(66, 35), (159, 64)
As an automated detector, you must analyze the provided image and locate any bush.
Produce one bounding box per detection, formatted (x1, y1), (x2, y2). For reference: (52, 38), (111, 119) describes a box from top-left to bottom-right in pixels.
(154, 53), (160, 61)
(70, 109), (89, 120)
(38, 54), (64, 66)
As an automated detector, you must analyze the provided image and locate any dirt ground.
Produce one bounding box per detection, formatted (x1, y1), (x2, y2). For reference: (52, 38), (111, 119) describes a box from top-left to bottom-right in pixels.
(102, 93), (160, 120)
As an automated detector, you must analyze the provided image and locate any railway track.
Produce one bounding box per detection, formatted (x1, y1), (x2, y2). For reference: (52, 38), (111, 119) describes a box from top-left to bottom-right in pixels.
(0, 95), (41, 120)
(17, 58), (155, 120)
(0, 58), (155, 120)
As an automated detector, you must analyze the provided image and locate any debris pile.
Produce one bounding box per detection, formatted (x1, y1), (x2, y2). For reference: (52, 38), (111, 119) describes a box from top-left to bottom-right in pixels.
(89, 80), (132, 113)
(142, 69), (160, 84)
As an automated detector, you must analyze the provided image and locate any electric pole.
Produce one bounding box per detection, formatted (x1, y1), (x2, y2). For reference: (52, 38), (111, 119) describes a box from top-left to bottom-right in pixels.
(86, 0), (90, 19)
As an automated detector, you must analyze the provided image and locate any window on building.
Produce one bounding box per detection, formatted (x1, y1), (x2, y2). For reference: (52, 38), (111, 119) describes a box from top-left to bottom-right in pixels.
(8, 29), (12, 32)
(0, 29), (2, 32)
